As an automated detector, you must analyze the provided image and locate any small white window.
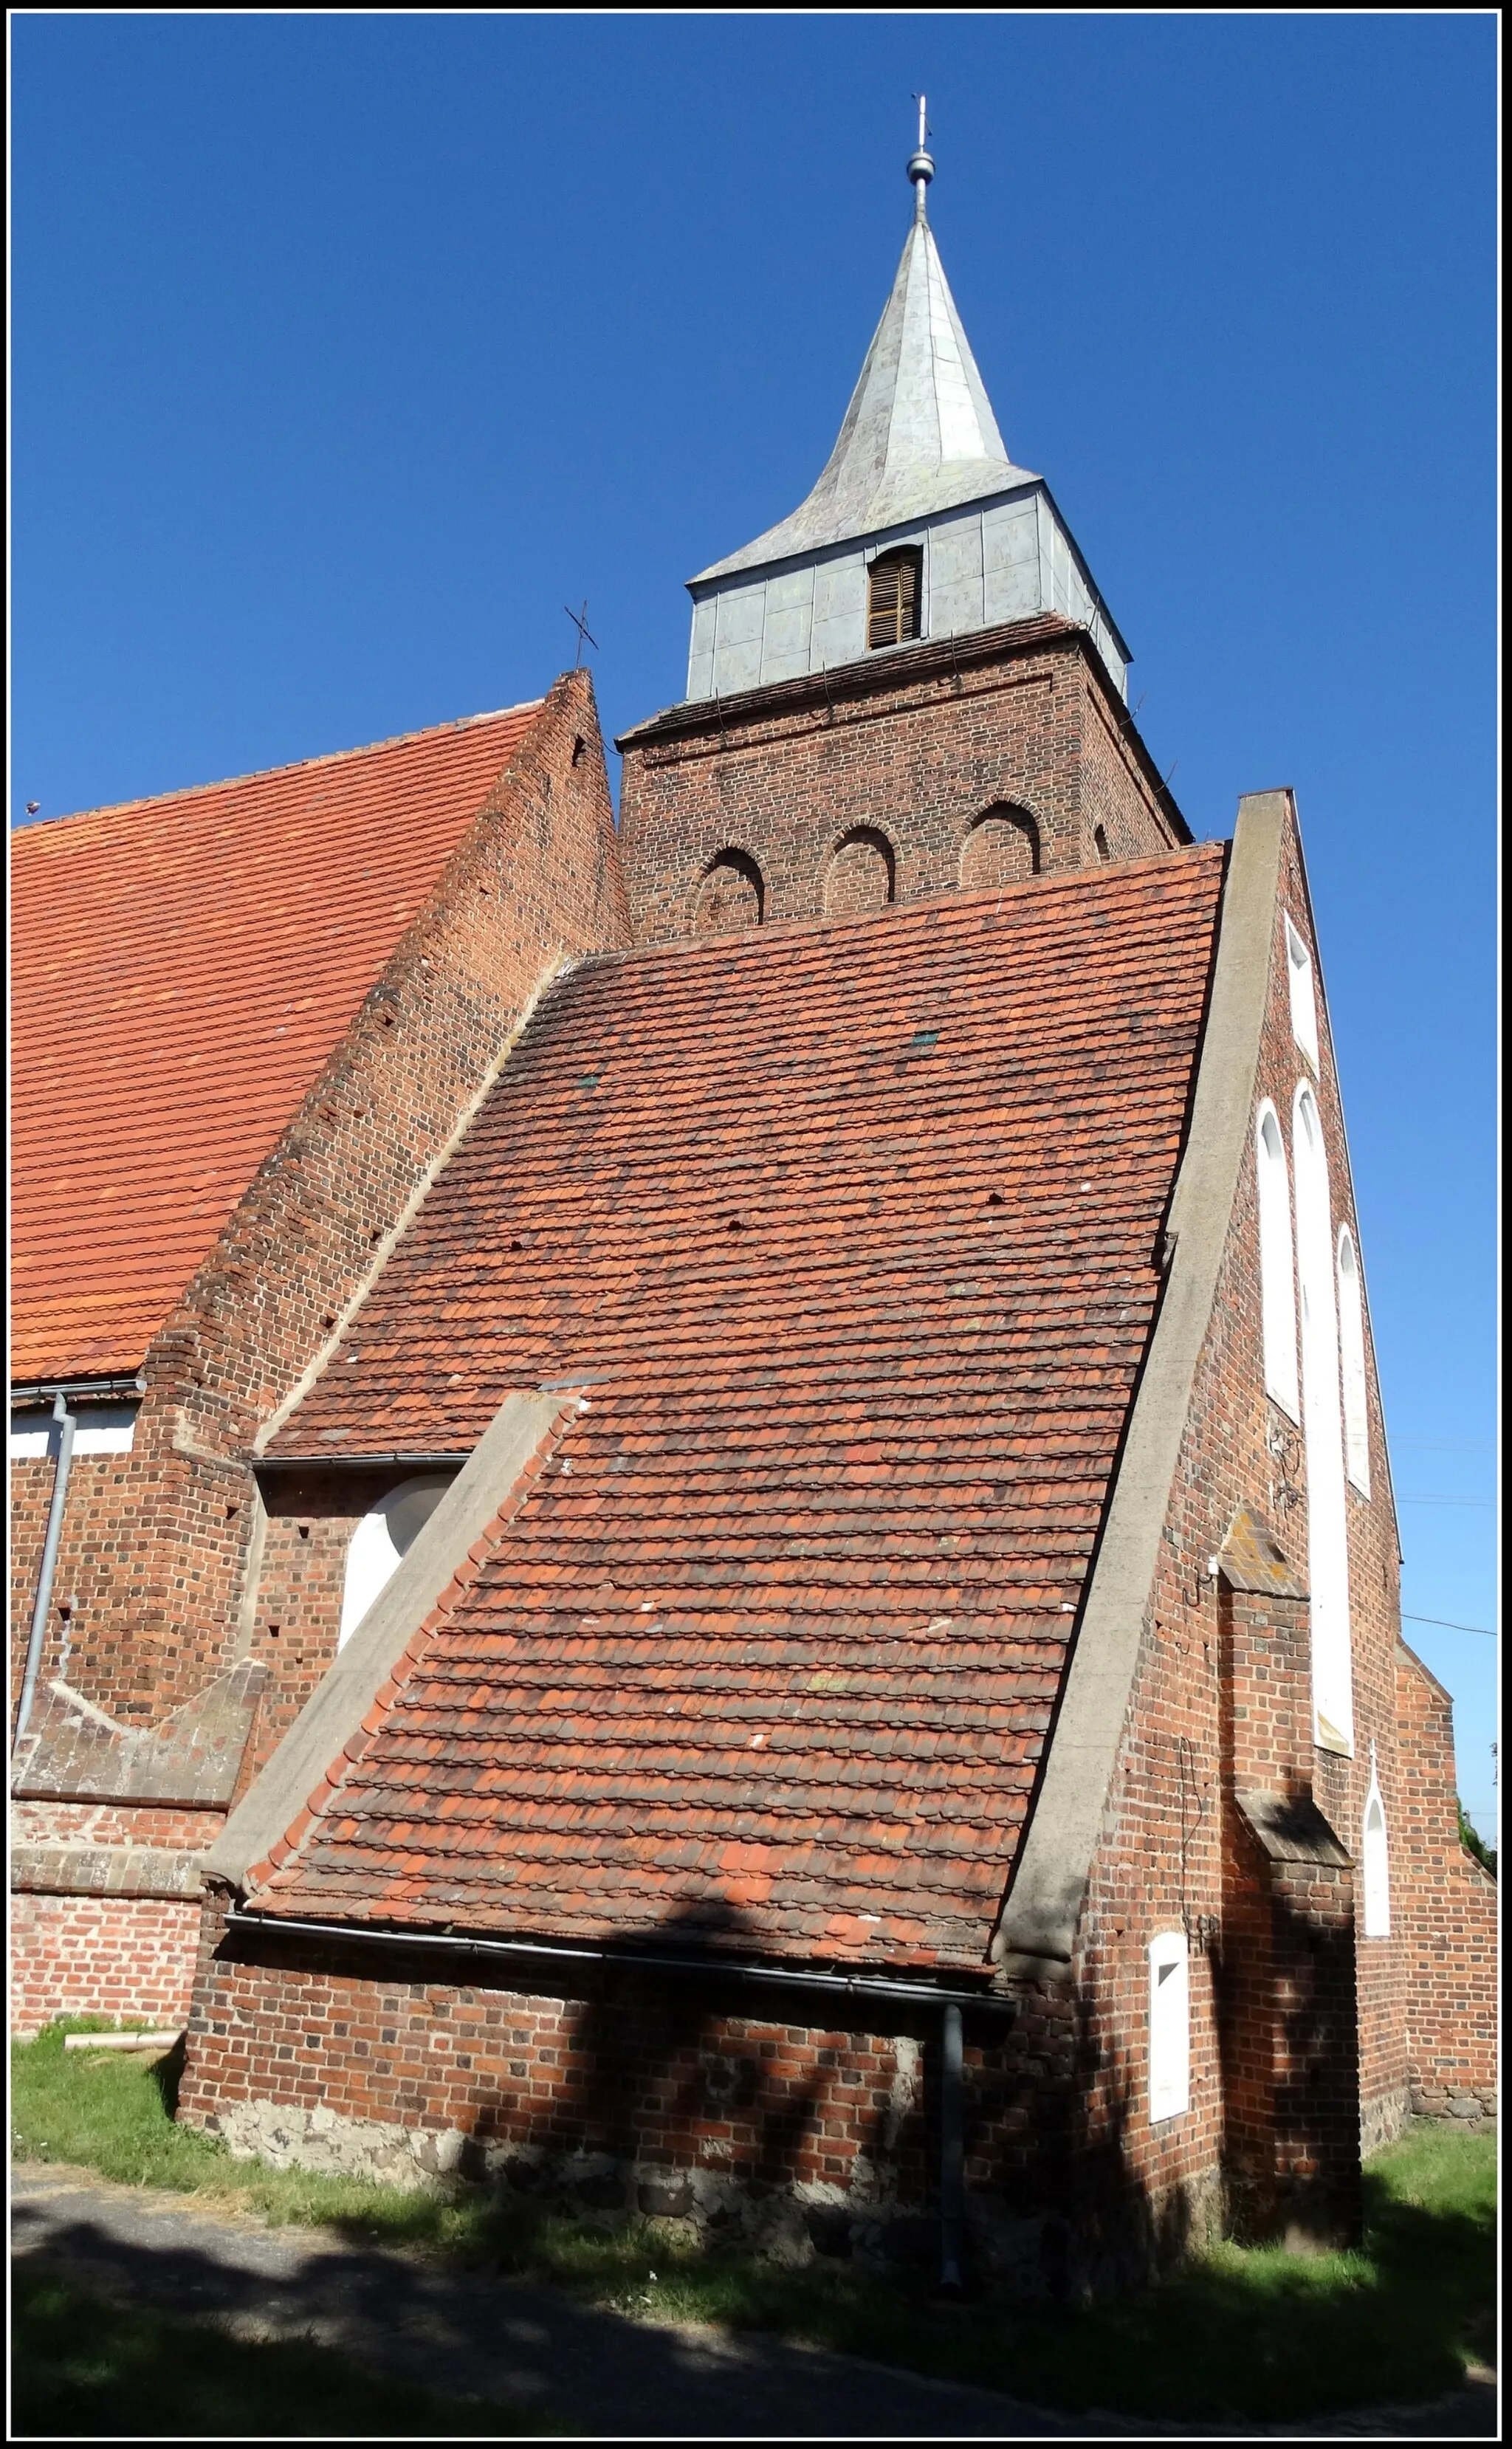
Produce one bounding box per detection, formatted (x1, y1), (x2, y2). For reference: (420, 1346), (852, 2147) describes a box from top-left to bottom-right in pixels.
(1361, 1748), (1390, 1936)
(338, 1474), (453, 1650)
(1336, 1227), (1370, 1497)
(1255, 1104), (1300, 1419)
(1148, 1931), (1190, 2122)
(9, 1404), (137, 1458)
(1285, 918), (1320, 1071)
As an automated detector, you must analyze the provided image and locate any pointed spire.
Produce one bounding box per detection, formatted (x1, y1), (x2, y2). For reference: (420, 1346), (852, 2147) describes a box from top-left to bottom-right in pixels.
(693, 129), (1035, 583)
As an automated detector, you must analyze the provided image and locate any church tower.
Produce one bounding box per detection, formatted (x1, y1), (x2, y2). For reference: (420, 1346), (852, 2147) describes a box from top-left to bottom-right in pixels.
(619, 119), (1189, 944)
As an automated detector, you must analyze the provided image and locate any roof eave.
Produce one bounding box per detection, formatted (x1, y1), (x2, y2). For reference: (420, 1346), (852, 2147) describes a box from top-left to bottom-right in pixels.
(688, 463), (1045, 588)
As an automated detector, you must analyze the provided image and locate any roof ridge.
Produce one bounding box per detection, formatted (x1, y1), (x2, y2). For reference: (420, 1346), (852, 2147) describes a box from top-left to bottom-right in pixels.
(13, 698), (545, 841)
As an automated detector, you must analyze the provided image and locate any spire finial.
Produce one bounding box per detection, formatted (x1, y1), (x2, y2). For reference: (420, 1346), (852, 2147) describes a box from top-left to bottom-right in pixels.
(907, 94), (935, 223)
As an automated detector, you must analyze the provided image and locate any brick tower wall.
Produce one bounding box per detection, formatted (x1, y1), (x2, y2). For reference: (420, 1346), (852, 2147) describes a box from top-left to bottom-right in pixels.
(616, 618), (1186, 947)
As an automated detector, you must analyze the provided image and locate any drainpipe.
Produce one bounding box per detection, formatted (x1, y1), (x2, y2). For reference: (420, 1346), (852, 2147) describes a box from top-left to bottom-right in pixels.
(939, 1999), (965, 2292)
(12, 1391), (76, 1761)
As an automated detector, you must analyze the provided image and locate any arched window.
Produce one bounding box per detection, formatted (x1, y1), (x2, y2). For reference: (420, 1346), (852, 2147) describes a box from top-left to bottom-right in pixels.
(693, 849), (764, 935)
(1148, 1931), (1190, 2123)
(1336, 1226), (1370, 1497)
(1093, 824), (1110, 862)
(1285, 916), (1320, 1071)
(1255, 1102), (1299, 1420)
(338, 1474), (453, 1651)
(1293, 1082), (1353, 1752)
(823, 828), (895, 916)
(960, 805), (1040, 891)
(1361, 1748), (1390, 1936)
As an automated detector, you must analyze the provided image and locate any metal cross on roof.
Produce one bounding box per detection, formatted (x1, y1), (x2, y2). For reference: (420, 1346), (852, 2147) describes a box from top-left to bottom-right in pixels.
(564, 601), (599, 668)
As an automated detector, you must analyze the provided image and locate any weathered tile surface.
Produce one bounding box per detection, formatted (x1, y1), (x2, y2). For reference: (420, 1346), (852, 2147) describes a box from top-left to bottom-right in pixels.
(258, 848), (1226, 1967)
(12, 705), (539, 1379)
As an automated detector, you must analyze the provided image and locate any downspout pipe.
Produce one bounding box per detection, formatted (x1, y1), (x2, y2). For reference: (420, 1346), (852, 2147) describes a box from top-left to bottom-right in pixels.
(939, 1999), (966, 2292)
(12, 1391), (76, 1762)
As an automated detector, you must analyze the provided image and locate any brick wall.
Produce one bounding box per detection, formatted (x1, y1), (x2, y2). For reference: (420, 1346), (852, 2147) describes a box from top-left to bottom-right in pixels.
(1394, 1644), (1497, 2117)
(13, 1800), (224, 1851)
(9, 669), (628, 2032)
(1062, 802), (1416, 2253)
(11, 1892), (203, 2033)
(617, 619), (1183, 947)
(176, 1901), (1192, 2291)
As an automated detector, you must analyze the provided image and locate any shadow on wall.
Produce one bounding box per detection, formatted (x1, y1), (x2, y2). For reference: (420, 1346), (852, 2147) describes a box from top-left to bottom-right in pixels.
(692, 851), (763, 934)
(961, 805), (1039, 889)
(202, 1891), (1239, 2297)
(822, 828), (896, 916)
(455, 1900), (856, 2256)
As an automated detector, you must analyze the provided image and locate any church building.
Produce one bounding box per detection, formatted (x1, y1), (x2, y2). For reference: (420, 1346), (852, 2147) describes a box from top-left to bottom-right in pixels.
(11, 138), (1494, 2285)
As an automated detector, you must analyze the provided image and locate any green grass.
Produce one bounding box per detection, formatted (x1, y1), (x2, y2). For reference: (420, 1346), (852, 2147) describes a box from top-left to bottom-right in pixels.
(11, 2266), (545, 2438)
(12, 2022), (1497, 2424)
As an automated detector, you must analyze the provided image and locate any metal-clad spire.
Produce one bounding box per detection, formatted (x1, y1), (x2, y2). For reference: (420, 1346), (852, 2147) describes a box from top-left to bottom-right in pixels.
(693, 120), (1034, 583)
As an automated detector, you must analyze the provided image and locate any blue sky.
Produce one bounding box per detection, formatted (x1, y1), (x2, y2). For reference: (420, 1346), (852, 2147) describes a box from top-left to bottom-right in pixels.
(12, 16), (1496, 1835)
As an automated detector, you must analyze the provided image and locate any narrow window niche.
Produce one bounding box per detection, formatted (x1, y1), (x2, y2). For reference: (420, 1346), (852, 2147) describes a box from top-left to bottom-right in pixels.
(693, 849), (765, 935)
(960, 805), (1040, 891)
(1336, 1226), (1371, 1498)
(1293, 1081), (1355, 1755)
(1148, 1931), (1191, 2123)
(867, 546), (924, 650)
(1285, 916), (1321, 1071)
(823, 828), (896, 916)
(1361, 1746), (1391, 1937)
(1255, 1102), (1300, 1421)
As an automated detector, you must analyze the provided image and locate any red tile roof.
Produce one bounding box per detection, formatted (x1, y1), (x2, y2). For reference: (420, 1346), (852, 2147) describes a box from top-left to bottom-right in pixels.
(10, 704), (542, 1382)
(255, 847), (1227, 1971)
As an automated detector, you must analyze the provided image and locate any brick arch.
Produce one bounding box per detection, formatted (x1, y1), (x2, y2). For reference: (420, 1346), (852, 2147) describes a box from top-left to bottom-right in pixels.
(691, 849), (764, 935)
(822, 827), (895, 917)
(960, 804), (1040, 891)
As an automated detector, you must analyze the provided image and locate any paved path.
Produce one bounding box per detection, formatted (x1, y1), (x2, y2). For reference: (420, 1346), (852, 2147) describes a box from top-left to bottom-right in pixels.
(11, 2164), (1496, 2439)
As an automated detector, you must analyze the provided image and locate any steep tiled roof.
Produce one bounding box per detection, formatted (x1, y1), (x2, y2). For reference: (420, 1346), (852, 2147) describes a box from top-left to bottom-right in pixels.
(11, 704), (541, 1381)
(256, 847), (1227, 1969)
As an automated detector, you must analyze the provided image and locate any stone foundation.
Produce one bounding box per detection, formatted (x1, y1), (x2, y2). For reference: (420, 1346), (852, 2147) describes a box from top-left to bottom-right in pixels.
(201, 2091), (1221, 2293)
(1409, 2082), (1497, 2126)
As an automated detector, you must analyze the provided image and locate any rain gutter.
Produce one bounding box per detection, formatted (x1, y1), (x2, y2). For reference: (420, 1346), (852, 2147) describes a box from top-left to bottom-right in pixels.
(224, 1906), (1017, 2016)
(10, 1373), (145, 1406)
(254, 1452), (471, 1473)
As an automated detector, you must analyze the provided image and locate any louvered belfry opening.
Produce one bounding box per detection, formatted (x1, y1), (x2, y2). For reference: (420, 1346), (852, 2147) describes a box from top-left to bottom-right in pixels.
(866, 547), (924, 650)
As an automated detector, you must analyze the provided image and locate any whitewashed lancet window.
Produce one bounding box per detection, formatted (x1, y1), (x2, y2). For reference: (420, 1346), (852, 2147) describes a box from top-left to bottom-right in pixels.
(338, 1474), (453, 1651)
(1336, 1226), (1371, 1497)
(1149, 1931), (1191, 2122)
(1293, 1082), (1354, 1752)
(1285, 918), (1320, 1071)
(1361, 1748), (1391, 1937)
(1255, 1103), (1300, 1419)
